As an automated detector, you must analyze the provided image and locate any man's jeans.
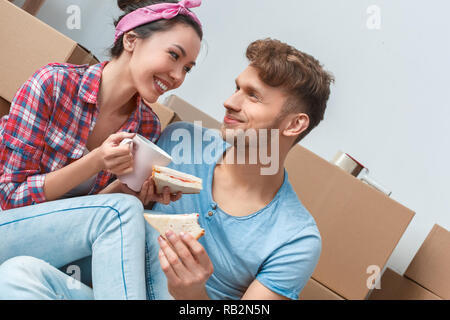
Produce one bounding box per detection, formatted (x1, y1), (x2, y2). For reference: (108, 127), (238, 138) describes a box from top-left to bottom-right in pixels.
(0, 193), (156, 299)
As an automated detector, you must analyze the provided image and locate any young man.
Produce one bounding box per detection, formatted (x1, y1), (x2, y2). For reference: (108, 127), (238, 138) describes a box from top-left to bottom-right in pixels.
(147, 38), (334, 300)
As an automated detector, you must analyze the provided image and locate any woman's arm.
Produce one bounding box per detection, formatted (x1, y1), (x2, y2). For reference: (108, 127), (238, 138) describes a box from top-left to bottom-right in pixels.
(42, 149), (102, 201)
(98, 176), (182, 207)
(0, 65), (136, 209)
(0, 66), (54, 210)
(43, 131), (136, 201)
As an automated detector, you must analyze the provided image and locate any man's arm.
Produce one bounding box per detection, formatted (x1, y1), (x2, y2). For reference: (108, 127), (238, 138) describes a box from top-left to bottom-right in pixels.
(241, 279), (291, 300)
(159, 232), (296, 300)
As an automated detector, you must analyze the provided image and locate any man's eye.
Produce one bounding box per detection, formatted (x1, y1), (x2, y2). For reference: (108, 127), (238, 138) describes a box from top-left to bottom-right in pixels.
(184, 66), (192, 73)
(169, 51), (179, 60)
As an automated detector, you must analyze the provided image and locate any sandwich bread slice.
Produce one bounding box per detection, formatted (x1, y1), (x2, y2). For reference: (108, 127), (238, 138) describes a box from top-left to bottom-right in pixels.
(144, 212), (205, 240)
(152, 165), (202, 194)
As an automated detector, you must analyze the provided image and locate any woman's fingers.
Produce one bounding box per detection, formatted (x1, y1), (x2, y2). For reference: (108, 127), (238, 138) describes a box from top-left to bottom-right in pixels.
(170, 191), (182, 202)
(144, 179), (156, 205)
(107, 158), (134, 176)
(139, 180), (150, 203)
(104, 144), (133, 160)
(162, 187), (171, 205)
(107, 131), (136, 144)
(107, 153), (133, 168)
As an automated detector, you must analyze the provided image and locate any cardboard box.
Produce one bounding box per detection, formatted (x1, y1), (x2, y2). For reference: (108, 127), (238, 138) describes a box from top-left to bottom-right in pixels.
(285, 146), (415, 300)
(0, 0), (98, 103)
(299, 278), (345, 300)
(149, 102), (177, 131)
(0, 96), (10, 118)
(162, 95), (415, 300)
(404, 224), (450, 299)
(368, 268), (441, 300)
(164, 95), (221, 129)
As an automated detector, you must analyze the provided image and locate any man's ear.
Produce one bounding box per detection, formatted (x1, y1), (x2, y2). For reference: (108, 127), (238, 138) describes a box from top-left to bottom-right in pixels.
(282, 113), (309, 138)
(122, 31), (139, 53)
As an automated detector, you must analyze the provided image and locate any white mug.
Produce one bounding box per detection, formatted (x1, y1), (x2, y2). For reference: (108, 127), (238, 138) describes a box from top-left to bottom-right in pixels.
(117, 133), (172, 192)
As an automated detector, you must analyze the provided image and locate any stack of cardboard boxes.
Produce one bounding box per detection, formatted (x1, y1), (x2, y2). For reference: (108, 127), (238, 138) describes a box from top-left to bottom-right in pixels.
(369, 224), (450, 300)
(0, 0), (98, 117)
(1, 0), (449, 300)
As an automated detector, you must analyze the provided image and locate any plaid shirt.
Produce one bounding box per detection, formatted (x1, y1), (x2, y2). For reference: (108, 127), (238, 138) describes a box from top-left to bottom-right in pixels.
(0, 62), (161, 210)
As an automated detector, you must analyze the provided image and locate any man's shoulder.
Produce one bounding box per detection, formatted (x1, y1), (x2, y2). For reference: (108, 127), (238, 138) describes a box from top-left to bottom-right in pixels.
(162, 121), (220, 136)
(158, 121), (223, 150)
(162, 121), (196, 134)
(275, 178), (321, 239)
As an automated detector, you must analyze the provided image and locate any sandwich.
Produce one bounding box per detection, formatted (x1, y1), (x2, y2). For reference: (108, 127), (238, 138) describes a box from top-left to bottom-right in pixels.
(144, 212), (205, 240)
(152, 165), (202, 194)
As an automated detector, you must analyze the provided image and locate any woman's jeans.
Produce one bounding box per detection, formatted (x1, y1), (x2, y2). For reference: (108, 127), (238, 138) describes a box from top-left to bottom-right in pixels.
(0, 193), (166, 300)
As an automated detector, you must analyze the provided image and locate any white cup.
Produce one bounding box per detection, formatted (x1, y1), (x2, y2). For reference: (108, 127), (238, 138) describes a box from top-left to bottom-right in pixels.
(117, 133), (172, 192)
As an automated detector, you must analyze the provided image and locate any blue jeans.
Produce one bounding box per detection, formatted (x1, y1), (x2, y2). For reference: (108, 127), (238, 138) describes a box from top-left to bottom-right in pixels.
(0, 193), (149, 299)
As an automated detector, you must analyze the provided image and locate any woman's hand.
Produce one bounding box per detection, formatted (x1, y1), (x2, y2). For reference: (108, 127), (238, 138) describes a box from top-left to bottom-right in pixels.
(119, 177), (182, 206)
(93, 132), (136, 176)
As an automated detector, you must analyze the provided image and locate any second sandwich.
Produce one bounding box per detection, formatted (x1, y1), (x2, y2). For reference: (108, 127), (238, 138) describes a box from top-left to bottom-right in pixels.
(152, 165), (203, 194)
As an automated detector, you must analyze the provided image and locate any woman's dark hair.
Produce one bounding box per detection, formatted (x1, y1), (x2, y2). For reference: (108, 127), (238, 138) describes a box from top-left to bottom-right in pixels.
(110, 0), (203, 58)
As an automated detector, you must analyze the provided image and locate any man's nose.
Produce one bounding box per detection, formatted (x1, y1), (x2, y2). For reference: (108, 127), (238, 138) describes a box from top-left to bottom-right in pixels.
(224, 92), (242, 112)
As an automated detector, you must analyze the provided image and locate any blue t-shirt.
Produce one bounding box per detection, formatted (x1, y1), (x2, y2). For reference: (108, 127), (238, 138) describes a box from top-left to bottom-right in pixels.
(152, 122), (321, 300)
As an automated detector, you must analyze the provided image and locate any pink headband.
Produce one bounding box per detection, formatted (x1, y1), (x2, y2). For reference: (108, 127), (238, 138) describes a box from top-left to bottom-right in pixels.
(115, 0), (202, 43)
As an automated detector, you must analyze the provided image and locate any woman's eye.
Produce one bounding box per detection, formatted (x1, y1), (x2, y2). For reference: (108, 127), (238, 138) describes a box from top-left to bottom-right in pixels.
(184, 66), (192, 73)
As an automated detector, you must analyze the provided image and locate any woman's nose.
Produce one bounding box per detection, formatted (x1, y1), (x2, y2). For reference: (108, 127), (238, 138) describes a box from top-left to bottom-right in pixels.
(169, 67), (185, 88)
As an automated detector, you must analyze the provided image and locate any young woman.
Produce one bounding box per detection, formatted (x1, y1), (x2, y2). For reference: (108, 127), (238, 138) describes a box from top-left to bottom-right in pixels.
(0, 0), (203, 299)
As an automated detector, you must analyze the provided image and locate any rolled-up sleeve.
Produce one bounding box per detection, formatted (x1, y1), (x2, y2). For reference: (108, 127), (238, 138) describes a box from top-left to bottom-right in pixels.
(256, 225), (322, 300)
(0, 66), (54, 210)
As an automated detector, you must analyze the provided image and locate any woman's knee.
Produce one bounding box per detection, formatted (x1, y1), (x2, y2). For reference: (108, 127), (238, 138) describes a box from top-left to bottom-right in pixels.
(90, 193), (145, 241)
(114, 194), (144, 222)
(105, 193), (143, 215)
(0, 256), (52, 298)
(0, 256), (47, 278)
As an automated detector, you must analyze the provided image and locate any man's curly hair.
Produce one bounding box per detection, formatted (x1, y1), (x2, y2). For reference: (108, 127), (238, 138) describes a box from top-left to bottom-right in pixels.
(246, 38), (334, 143)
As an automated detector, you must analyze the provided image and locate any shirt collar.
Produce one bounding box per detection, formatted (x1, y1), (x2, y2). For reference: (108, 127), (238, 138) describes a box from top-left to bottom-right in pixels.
(78, 61), (149, 133)
(120, 94), (142, 132)
(78, 61), (108, 104)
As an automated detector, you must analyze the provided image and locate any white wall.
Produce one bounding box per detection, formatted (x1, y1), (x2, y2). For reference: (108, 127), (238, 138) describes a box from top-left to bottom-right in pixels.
(18, 0), (450, 275)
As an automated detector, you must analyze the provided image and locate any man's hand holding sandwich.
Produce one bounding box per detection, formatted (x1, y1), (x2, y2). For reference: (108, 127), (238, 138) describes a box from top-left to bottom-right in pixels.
(158, 229), (214, 300)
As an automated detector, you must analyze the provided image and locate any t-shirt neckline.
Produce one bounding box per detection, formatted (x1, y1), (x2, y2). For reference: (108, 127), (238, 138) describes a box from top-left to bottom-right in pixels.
(206, 139), (287, 220)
